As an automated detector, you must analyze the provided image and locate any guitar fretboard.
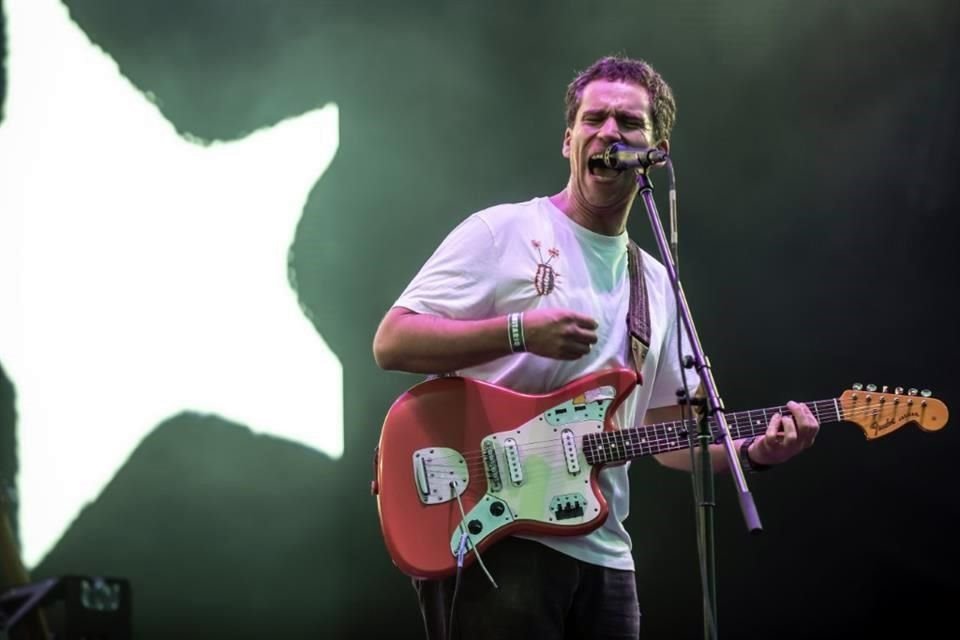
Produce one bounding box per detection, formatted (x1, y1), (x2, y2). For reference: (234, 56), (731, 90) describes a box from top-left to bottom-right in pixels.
(582, 399), (845, 465)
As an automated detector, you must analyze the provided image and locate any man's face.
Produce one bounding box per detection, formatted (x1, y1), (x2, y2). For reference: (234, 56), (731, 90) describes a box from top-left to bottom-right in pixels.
(563, 80), (662, 209)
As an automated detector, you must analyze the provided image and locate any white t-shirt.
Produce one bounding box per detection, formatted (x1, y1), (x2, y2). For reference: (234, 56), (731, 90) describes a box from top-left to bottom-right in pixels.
(395, 196), (698, 571)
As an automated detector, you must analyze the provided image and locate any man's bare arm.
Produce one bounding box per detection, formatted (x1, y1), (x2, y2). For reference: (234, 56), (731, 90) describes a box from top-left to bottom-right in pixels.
(373, 307), (599, 374)
(648, 405), (737, 473)
(373, 307), (515, 373)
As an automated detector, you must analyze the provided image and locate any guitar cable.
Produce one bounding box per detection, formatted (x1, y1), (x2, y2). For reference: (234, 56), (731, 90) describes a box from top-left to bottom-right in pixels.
(450, 482), (498, 589)
(447, 531), (467, 640)
(447, 480), (499, 640)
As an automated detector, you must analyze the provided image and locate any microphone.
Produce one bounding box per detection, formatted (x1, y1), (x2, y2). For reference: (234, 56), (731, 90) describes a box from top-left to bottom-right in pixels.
(596, 142), (669, 170)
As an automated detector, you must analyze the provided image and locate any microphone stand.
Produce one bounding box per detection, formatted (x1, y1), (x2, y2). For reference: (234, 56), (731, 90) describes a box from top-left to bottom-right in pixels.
(633, 167), (762, 640)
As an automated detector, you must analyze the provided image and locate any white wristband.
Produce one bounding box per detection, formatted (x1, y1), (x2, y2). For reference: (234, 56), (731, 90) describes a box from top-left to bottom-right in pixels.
(507, 312), (526, 353)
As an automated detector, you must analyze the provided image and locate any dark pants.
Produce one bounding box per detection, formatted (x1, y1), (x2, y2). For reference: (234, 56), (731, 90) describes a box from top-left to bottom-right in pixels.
(413, 537), (641, 640)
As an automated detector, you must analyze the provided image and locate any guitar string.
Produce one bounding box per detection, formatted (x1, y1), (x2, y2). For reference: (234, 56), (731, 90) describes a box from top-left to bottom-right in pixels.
(422, 399), (830, 467)
(422, 401), (923, 472)
(414, 401), (929, 472)
(420, 401), (870, 466)
(419, 408), (920, 488)
(503, 399), (926, 460)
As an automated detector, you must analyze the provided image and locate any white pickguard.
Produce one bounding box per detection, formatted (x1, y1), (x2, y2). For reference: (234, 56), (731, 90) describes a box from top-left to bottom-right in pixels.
(483, 417), (604, 525)
(444, 387), (617, 555)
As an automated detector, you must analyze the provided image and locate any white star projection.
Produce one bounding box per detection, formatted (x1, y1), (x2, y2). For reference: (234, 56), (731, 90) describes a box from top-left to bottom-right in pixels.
(0, 0), (343, 567)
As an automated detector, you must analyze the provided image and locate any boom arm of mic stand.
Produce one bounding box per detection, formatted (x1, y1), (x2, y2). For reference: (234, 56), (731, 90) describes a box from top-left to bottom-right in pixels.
(633, 169), (762, 532)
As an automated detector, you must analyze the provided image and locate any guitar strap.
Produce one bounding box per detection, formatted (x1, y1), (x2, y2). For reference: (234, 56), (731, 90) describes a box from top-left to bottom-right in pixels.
(626, 240), (651, 380)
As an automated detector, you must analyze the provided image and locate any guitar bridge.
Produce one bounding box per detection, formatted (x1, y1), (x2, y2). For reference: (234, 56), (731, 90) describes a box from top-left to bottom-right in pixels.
(412, 447), (468, 504)
(482, 440), (503, 492)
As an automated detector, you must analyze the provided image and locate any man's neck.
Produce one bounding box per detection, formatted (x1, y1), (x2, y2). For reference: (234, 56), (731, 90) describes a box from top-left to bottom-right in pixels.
(549, 188), (635, 237)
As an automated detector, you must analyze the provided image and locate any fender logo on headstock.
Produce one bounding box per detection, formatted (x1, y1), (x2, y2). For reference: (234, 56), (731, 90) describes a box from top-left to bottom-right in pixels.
(840, 386), (948, 440)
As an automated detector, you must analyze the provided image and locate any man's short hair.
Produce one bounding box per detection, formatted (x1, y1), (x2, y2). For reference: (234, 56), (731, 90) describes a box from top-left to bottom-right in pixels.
(564, 55), (677, 144)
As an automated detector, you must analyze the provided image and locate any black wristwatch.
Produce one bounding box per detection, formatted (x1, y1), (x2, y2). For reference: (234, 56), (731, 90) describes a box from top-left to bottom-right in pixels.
(739, 437), (772, 473)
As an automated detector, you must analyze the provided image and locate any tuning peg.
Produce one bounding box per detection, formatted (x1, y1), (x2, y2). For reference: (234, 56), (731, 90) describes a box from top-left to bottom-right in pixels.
(921, 389), (932, 398)
(866, 384), (877, 392)
(908, 388), (918, 396)
(852, 383), (863, 390)
(894, 387), (904, 395)
(882, 385), (889, 393)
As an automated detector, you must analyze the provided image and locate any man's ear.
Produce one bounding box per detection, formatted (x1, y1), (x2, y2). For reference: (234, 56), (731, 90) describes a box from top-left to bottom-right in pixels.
(561, 128), (572, 159)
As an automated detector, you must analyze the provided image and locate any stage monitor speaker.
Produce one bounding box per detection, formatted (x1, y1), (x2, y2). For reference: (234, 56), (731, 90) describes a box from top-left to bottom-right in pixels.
(0, 575), (131, 640)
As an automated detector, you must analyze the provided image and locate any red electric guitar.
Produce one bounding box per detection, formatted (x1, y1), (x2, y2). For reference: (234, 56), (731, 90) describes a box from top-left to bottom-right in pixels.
(372, 368), (948, 579)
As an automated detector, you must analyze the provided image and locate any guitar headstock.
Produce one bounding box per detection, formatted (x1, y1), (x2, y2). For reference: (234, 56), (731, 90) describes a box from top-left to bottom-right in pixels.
(840, 384), (949, 440)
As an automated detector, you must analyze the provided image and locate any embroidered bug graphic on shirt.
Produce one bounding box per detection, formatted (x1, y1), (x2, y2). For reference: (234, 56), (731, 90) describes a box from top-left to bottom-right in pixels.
(532, 240), (560, 296)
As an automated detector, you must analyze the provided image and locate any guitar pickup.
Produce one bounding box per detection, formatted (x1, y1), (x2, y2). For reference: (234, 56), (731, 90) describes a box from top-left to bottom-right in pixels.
(503, 438), (523, 485)
(560, 429), (580, 475)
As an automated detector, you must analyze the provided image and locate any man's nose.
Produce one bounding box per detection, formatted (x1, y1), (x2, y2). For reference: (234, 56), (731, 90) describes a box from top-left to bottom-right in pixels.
(598, 116), (622, 140)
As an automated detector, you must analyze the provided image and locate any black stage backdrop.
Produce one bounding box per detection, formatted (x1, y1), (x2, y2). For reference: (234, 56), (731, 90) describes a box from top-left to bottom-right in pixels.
(1, 1), (958, 638)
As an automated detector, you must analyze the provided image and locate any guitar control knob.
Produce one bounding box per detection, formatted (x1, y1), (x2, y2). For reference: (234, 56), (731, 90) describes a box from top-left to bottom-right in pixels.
(489, 501), (505, 517)
(468, 520), (483, 535)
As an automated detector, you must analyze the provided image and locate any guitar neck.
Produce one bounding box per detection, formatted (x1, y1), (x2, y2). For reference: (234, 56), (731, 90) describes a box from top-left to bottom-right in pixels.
(583, 398), (844, 465)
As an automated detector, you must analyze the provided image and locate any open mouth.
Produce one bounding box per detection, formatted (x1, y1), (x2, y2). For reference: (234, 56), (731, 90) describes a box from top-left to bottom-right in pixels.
(587, 153), (622, 179)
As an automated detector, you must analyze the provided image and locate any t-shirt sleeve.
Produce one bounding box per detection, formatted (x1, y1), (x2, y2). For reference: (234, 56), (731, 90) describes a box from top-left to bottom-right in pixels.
(393, 214), (499, 320)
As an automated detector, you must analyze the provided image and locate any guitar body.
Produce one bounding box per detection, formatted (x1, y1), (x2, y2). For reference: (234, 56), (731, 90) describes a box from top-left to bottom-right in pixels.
(374, 368), (638, 579)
